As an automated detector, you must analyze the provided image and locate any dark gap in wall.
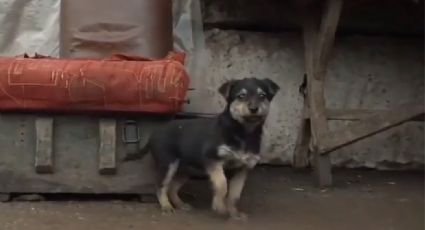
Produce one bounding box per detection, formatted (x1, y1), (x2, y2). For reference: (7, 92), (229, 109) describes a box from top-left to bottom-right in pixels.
(204, 23), (425, 38)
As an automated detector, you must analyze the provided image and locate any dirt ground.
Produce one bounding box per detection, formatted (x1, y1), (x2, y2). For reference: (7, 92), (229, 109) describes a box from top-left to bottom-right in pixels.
(1, 167), (423, 230)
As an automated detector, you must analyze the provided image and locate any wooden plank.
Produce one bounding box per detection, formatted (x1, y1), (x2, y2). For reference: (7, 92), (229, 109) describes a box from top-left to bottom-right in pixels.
(293, 118), (311, 168)
(303, 13), (319, 145)
(303, 0), (343, 187)
(292, 72), (310, 167)
(304, 108), (425, 121)
(326, 109), (405, 121)
(98, 119), (117, 175)
(35, 117), (54, 174)
(327, 109), (424, 121)
(319, 101), (425, 154)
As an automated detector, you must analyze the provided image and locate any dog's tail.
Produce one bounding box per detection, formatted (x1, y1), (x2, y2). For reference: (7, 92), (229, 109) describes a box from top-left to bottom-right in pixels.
(123, 141), (151, 161)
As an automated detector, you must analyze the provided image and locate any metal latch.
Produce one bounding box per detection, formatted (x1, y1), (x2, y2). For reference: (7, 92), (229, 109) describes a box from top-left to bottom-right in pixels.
(122, 120), (141, 160)
(122, 120), (140, 144)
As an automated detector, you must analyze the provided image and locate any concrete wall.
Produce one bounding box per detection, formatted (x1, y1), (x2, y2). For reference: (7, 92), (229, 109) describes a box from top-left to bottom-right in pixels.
(187, 29), (424, 169)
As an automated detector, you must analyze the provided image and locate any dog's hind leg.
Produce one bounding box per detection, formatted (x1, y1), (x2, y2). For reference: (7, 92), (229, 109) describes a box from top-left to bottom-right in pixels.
(168, 175), (191, 211)
(206, 161), (228, 215)
(157, 160), (179, 214)
(227, 168), (249, 220)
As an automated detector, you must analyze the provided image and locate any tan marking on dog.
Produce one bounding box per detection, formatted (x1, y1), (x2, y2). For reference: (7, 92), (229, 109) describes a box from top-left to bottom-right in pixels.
(227, 169), (249, 219)
(168, 175), (191, 210)
(229, 100), (249, 123)
(217, 145), (237, 158)
(257, 87), (271, 117)
(257, 87), (265, 94)
(244, 154), (261, 168)
(206, 161), (228, 215)
(239, 88), (248, 95)
(258, 99), (270, 116)
(157, 160), (179, 212)
(229, 88), (250, 123)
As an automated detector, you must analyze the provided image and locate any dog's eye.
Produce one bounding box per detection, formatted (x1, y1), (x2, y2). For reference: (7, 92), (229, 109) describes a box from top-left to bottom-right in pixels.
(259, 93), (267, 99)
(237, 94), (247, 100)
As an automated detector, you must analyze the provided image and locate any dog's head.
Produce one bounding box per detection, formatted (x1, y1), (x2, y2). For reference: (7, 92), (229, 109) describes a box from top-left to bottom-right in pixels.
(219, 78), (280, 126)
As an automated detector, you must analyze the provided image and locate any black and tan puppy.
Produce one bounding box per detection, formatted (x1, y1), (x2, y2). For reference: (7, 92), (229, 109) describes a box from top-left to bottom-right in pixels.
(148, 77), (280, 219)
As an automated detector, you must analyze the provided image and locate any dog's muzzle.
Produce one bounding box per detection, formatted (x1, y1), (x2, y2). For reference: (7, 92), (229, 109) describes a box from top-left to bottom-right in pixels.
(243, 115), (265, 123)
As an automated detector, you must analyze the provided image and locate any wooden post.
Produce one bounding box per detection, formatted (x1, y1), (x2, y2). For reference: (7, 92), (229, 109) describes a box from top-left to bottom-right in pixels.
(303, 0), (343, 187)
(293, 103), (311, 168)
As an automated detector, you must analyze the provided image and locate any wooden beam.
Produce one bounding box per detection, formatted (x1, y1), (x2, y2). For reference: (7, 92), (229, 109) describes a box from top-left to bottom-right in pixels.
(326, 109), (393, 120)
(327, 109), (424, 121)
(314, 0), (344, 72)
(98, 119), (117, 175)
(303, 0), (343, 187)
(319, 101), (424, 154)
(35, 117), (54, 174)
(304, 108), (425, 121)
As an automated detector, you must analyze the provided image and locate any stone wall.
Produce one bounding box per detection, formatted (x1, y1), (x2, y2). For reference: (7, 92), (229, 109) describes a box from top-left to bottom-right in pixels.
(186, 0), (424, 169)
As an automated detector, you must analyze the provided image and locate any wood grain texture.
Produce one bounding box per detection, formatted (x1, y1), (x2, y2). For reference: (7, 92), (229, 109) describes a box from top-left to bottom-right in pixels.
(0, 114), (161, 194)
(319, 101), (424, 154)
(303, 0), (344, 186)
(35, 117), (54, 174)
(98, 119), (117, 175)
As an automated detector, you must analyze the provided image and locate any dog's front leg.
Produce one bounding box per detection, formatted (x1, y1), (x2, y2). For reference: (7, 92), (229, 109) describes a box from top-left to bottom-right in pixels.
(227, 168), (249, 220)
(206, 161), (228, 215)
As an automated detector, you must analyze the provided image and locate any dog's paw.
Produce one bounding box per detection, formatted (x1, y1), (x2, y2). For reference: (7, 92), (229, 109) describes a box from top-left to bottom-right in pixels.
(212, 201), (228, 215)
(229, 211), (248, 221)
(245, 155), (261, 168)
(217, 145), (234, 158)
(160, 205), (175, 215)
(177, 203), (192, 212)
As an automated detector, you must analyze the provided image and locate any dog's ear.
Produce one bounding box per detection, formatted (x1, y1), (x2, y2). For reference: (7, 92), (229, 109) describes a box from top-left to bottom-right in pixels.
(218, 80), (236, 99)
(263, 78), (280, 99)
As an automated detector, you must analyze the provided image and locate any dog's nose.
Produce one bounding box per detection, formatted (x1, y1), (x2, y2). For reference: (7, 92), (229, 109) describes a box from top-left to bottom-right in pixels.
(249, 107), (259, 114)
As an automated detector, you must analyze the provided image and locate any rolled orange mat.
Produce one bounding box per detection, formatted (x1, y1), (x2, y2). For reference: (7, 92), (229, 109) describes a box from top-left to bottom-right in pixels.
(0, 52), (189, 114)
